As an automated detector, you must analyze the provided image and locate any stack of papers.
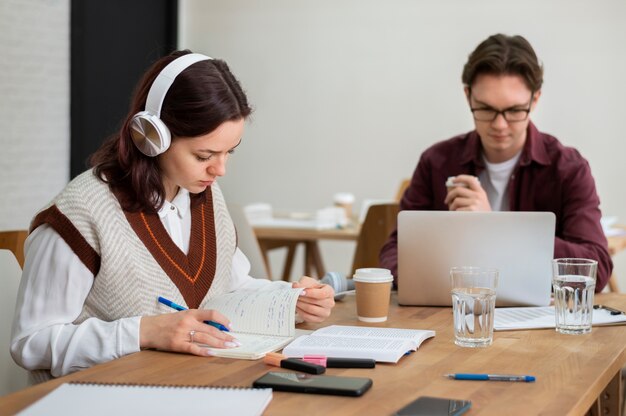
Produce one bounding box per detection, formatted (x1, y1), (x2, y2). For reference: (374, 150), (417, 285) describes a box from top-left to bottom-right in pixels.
(249, 217), (339, 230)
(246, 205), (347, 230)
(601, 216), (626, 237)
(494, 306), (626, 331)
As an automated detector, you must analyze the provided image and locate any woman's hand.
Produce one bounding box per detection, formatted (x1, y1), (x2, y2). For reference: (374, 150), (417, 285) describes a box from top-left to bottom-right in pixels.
(292, 276), (336, 323)
(140, 309), (240, 357)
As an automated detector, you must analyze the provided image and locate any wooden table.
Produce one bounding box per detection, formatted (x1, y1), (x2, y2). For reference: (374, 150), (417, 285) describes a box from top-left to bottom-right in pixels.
(3, 294), (626, 415)
(254, 223), (359, 280)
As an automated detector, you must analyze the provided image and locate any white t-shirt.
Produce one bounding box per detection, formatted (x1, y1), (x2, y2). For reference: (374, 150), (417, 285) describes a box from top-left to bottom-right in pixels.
(479, 152), (521, 211)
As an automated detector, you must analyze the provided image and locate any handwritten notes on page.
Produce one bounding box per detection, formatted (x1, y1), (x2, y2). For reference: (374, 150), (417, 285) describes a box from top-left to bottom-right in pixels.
(201, 288), (305, 359)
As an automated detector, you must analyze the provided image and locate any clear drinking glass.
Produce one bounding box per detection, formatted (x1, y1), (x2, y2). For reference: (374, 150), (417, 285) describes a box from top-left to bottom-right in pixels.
(552, 258), (597, 335)
(450, 267), (498, 347)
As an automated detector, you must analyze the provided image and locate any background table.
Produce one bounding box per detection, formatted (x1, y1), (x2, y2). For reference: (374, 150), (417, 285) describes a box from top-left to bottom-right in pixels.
(254, 224), (359, 280)
(3, 293), (626, 415)
(607, 227), (626, 292)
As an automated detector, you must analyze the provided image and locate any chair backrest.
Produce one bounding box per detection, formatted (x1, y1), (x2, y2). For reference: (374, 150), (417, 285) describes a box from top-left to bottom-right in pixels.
(0, 230), (28, 269)
(350, 203), (400, 276)
(0, 249), (29, 395)
(229, 204), (270, 279)
(395, 178), (411, 202)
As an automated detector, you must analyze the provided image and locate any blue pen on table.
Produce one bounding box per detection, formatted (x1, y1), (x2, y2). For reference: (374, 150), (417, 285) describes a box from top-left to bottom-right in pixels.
(157, 296), (230, 332)
(446, 373), (535, 382)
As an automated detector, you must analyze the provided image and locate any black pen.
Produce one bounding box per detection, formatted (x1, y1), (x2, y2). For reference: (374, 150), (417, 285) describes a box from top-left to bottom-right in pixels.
(264, 353), (326, 374)
(301, 355), (376, 368)
(594, 304), (625, 315)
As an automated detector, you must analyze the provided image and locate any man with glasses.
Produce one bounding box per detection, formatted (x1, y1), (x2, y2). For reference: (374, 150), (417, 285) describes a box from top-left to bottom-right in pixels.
(380, 33), (612, 291)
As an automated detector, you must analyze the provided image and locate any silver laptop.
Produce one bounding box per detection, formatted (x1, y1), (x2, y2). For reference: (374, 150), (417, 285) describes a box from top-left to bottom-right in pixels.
(397, 211), (555, 307)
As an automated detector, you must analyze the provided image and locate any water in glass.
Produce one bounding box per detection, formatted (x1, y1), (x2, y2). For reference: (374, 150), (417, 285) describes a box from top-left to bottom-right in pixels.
(553, 275), (595, 334)
(451, 287), (496, 347)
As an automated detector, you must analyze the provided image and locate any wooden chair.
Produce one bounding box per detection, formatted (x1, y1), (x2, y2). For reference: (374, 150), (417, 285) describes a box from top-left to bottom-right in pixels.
(228, 205), (271, 279)
(350, 203), (399, 276)
(395, 178), (410, 202)
(606, 231), (626, 293)
(0, 230), (28, 269)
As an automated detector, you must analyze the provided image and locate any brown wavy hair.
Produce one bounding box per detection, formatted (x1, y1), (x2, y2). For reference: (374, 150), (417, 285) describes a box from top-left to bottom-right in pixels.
(90, 50), (252, 212)
(462, 34), (543, 92)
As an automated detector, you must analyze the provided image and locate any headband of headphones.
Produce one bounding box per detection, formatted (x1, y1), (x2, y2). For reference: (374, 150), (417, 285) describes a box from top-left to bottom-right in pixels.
(130, 53), (212, 157)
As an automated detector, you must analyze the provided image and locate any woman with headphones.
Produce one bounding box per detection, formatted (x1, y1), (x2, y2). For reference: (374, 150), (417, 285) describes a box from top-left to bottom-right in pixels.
(11, 50), (335, 381)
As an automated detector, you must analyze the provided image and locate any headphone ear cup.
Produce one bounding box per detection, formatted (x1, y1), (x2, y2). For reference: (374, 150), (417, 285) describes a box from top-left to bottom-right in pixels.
(130, 111), (172, 157)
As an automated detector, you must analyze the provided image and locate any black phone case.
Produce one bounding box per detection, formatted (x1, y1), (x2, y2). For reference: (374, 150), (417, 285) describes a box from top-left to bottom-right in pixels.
(394, 396), (472, 416)
(253, 372), (373, 397)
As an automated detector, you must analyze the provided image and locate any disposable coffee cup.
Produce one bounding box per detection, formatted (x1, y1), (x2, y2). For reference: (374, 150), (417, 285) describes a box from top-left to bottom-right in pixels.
(446, 176), (478, 192)
(333, 192), (355, 222)
(353, 268), (393, 322)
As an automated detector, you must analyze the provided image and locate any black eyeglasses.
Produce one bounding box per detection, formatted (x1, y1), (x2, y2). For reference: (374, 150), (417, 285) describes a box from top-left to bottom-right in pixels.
(469, 92), (534, 122)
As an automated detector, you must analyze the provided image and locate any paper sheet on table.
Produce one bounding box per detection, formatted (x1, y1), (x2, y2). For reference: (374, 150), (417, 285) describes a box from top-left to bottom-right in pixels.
(494, 306), (626, 330)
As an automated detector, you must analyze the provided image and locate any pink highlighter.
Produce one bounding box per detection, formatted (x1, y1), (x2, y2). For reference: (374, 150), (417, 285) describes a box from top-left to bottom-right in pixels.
(301, 355), (376, 368)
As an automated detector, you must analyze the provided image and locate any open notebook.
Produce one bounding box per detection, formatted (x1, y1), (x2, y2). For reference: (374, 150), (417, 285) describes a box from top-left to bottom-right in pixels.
(193, 288), (306, 359)
(17, 382), (272, 416)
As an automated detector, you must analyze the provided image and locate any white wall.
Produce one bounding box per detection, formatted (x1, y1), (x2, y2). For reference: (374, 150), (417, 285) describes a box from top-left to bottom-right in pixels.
(179, 0), (626, 284)
(2, 1), (623, 287)
(0, 0), (70, 230)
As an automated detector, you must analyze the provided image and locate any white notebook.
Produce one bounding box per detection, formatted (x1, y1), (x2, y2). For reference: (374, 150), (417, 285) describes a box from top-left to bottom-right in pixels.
(17, 382), (272, 416)
(494, 306), (626, 330)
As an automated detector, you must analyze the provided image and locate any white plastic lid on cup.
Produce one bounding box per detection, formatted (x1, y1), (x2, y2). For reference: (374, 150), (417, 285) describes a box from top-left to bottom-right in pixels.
(353, 268), (393, 283)
(333, 192), (355, 205)
(445, 176), (479, 187)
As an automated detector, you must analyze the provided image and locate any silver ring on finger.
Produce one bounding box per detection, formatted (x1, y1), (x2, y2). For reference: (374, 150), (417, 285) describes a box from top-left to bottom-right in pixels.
(189, 330), (196, 343)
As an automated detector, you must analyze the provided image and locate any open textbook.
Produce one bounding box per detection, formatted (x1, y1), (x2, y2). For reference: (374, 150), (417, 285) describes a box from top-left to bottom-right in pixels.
(494, 306), (626, 331)
(282, 325), (436, 363)
(202, 288), (308, 359)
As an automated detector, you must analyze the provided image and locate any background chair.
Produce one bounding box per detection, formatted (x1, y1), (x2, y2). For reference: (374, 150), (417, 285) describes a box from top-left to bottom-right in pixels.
(350, 203), (400, 276)
(228, 204), (271, 279)
(0, 249), (29, 395)
(395, 178), (411, 202)
(0, 230), (28, 268)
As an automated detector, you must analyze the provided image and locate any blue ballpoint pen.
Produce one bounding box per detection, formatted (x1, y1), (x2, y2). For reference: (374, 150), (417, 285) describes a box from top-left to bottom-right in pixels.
(157, 296), (230, 332)
(445, 373), (536, 382)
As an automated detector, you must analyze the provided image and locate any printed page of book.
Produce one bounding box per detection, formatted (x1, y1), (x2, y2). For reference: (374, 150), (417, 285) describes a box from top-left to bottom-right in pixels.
(312, 325), (436, 347)
(205, 288), (303, 337)
(282, 334), (415, 363)
(17, 382), (272, 416)
(494, 306), (626, 331)
(281, 326), (436, 363)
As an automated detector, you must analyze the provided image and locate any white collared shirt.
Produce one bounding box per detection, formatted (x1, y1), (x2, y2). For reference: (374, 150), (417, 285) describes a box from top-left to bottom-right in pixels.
(11, 189), (290, 377)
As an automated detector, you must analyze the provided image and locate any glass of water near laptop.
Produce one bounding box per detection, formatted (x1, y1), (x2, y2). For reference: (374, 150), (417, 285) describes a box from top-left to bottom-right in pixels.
(552, 258), (597, 335)
(450, 267), (498, 348)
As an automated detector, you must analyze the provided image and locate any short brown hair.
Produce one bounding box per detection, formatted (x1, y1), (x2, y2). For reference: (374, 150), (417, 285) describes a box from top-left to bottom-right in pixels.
(462, 34), (543, 92)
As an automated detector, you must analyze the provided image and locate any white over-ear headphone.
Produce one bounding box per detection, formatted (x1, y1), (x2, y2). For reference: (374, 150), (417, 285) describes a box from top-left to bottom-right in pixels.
(130, 53), (212, 157)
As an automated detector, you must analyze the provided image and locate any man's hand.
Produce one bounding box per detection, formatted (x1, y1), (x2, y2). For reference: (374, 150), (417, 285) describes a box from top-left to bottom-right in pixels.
(444, 175), (492, 211)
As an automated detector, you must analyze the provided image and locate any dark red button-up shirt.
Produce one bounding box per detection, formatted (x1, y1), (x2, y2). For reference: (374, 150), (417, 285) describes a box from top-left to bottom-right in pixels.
(380, 122), (612, 292)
